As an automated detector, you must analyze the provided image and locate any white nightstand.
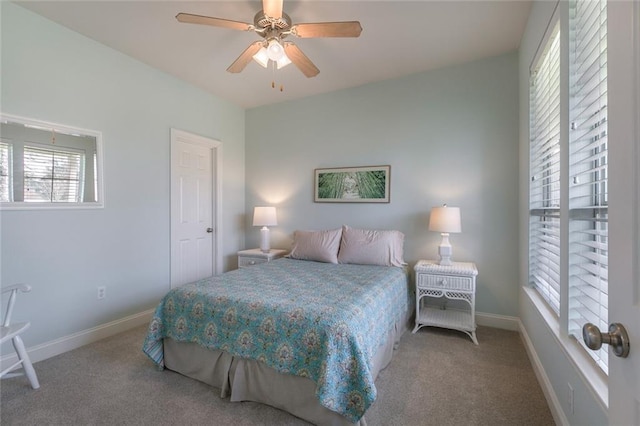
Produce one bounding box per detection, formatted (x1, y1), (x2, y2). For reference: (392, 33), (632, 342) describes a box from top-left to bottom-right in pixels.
(412, 260), (479, 344)
(237, 248), (288, 268)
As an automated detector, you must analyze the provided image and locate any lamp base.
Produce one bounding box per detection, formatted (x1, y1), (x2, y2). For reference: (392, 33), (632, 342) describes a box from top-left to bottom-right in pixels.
(259, 227), (271, 253)
(438, 233), (453, 266)
(438, 257), (453, 266)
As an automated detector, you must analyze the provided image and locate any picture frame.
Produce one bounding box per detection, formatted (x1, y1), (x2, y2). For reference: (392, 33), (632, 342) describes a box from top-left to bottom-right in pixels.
(314, 165), (390, 203)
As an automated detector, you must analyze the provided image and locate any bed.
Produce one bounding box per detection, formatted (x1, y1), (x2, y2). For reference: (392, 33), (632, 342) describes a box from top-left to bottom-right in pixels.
(142, 226), (411, 425)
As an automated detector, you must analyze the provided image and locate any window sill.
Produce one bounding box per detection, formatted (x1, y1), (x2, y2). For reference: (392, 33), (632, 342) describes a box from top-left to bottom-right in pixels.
(523, 286), (608, 410)
(0, 202), (104, 210)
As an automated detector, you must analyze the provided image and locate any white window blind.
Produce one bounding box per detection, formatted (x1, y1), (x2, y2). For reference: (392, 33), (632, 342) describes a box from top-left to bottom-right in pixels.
(529, 24), (561, 314)
(568, 0), (608, 373)
(0, 141), (12, 202)
(23, 146), (84, 202)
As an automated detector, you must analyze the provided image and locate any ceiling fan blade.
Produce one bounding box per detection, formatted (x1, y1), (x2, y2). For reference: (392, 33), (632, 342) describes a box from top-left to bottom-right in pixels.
(262, 0), (283, 20)
(176, 13), (252, 31)
(227, 41), (264, 73)
(291, 22), (362, 38)
(283, 42), (319, 78)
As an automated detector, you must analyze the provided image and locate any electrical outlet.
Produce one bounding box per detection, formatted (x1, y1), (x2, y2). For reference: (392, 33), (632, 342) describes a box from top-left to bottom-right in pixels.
(97, 286), (106, 300)
(567, 383), (574, 415)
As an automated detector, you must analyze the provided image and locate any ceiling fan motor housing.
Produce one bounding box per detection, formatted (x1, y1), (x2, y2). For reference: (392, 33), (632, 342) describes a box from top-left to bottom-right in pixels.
(254, 11), (292, 34)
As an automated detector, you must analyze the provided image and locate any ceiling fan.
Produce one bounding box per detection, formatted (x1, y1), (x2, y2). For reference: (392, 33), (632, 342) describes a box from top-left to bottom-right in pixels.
(176, 0), (362, 78)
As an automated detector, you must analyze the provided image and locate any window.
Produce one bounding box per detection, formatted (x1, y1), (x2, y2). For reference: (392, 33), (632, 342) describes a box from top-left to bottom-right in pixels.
(568, 0), (609, 373)
(529, 23), (561, 314)
(528, 0), (609, 374)
(23, 146), (84, 203)
(0, 116), (103, 209)
(0, 142), (12, 202)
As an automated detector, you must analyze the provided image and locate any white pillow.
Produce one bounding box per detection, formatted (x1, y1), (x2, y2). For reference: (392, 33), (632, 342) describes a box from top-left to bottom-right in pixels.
(288, 228), (343, 264)
(337, 225), (405, 267)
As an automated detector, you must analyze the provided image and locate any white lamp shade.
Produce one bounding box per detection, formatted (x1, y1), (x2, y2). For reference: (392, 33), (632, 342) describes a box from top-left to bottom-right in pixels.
(253, 206), (277, 227)
(428, 206), (461, 233)
(276, 54), (292, 69)
(253, 47), (269, 68)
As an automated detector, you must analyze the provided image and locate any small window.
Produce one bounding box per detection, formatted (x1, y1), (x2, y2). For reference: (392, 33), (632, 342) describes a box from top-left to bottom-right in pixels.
(0, 115), (103, 210)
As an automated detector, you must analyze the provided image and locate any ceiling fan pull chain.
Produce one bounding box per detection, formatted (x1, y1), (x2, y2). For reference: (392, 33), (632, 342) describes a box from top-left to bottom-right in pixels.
(271, 60), (279, 89)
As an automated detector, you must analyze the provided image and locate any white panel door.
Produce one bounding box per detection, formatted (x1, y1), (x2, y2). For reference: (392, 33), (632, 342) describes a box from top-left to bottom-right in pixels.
(607, 2), (639, 424)
(170, 129), (219, 288)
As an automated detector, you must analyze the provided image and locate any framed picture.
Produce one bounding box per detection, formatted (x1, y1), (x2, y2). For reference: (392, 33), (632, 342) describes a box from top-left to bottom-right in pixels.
(314, 165), (390, 203)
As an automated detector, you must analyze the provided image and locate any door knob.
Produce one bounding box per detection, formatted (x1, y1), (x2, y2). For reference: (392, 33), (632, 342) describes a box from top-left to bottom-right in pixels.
(206, 228), (213, 233)
(582, 322), (630, 358)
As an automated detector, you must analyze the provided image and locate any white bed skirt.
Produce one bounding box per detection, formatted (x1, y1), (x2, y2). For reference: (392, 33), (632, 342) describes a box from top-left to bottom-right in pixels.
(163, 316), (409, 426)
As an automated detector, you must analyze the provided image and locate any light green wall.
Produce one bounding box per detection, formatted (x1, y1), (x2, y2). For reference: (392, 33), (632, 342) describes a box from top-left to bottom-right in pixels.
(246, 52), (520, 317)
(0, 3), (246, 352)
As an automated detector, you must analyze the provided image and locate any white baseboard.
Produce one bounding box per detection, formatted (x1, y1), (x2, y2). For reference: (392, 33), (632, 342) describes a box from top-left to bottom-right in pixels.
(476, 311), (520, 330)
(518, 319), (568, 426)
(0, 309), (154, 369)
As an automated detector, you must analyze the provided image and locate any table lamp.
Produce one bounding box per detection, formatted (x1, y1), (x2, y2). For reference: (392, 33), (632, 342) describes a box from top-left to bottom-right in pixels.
(253, 206), (277, 253)
(428, 204), (461, 266)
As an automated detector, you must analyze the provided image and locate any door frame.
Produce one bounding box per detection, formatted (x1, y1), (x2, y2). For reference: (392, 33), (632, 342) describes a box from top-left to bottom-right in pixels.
(170, 128), (222, 287)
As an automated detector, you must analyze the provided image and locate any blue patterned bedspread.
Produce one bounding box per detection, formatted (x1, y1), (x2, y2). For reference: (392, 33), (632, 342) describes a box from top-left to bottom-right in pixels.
(142, 258), (409, 423)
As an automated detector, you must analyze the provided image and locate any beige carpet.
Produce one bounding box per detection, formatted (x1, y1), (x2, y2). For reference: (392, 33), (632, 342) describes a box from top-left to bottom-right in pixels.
(1, 324), (554, 425)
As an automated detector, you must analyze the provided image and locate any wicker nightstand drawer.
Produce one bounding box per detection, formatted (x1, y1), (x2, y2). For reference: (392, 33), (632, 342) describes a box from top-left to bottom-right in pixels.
(238, 257), (268, 268)
(417, 274), (473, 291)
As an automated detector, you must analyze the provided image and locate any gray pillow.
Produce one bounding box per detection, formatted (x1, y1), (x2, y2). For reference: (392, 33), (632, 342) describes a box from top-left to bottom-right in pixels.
(337, 225), (405, 267)
(288, 228), (343, 264)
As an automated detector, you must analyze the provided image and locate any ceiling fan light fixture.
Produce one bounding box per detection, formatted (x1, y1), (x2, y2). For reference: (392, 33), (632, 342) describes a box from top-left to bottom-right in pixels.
(253, 46), (269, 68)
(267, 39), (285, 61)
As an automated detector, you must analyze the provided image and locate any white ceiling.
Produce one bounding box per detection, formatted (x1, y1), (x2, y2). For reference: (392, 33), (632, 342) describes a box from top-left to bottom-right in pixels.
(16, 1), (532, 109)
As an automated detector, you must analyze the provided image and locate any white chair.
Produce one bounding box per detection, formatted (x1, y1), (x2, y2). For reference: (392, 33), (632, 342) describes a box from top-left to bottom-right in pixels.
(1, 284), (40, 389)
